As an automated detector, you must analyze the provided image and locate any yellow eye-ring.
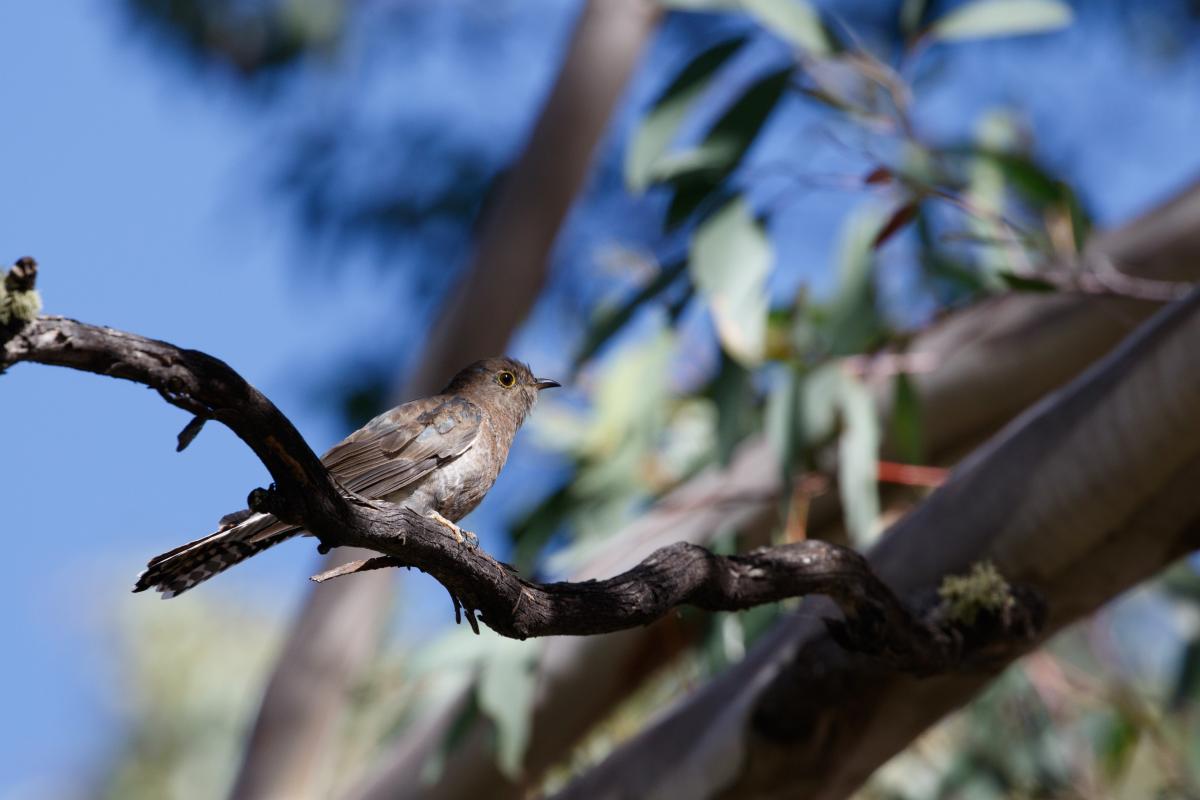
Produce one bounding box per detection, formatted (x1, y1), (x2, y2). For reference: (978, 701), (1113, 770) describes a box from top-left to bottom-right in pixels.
(497, 370), (517, 388)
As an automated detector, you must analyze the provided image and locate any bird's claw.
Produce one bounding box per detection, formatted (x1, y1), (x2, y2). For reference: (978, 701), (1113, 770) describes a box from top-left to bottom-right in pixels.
(426, 510), (475, 546)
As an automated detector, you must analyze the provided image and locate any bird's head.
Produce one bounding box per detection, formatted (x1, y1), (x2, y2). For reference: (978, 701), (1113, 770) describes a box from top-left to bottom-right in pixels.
(442, 357), (560, 422)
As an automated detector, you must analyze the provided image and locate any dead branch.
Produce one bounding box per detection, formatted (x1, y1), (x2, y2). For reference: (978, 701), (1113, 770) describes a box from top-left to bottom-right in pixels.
(2, 265), (1038, 666)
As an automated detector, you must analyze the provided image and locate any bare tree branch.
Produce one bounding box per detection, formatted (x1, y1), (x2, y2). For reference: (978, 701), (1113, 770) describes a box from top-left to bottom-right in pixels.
(2, 302), (1041, 658)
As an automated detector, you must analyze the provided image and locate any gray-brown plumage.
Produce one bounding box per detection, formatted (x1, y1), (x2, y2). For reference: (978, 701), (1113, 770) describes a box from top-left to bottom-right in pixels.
(134, 357), (559, 597)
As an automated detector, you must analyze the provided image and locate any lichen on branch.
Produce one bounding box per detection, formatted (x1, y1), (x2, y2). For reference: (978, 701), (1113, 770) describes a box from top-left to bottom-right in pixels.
(0, 257), (43, 326)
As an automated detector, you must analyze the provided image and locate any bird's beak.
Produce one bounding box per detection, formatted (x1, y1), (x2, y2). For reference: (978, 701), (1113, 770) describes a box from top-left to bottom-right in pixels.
(534, 377), (561, 391)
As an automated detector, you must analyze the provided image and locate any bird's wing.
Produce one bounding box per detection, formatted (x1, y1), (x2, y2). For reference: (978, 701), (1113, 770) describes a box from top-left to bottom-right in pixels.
(320, 395), (484, 499)
(139, 398), (485, 594)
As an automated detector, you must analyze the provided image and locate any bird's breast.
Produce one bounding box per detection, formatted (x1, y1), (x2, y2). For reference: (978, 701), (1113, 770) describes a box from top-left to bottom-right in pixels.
(429, 446), (500, 521)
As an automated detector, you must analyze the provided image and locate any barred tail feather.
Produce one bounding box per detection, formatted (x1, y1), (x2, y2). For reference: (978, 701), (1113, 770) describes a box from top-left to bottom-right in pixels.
(134, 513), (301, 598)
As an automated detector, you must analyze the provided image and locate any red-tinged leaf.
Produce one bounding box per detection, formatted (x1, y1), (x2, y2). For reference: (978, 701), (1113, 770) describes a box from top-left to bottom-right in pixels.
(872, 202), (918, 249)
(863, 166), (892, 185)
(876, 460), (947, 487)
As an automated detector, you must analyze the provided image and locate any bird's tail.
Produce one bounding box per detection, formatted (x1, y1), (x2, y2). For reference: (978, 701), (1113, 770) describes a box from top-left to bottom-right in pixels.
(133, 513), (301, 598)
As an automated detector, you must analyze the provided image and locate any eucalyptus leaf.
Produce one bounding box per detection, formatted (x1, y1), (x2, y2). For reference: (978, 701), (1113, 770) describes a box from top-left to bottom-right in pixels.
(838, 374), (881, 545)
(690, 197), (773, 365)
(476, 638), (539, 779)
(508, 482), (573, 574)
(709, 354), (758, 465)
(421, 693), (481, 785)
(765, 365), (802, 471)
(572, 260), (687, 368)
(900, 0), (930, 36)
(890, 372), (924, 464)
(822, 206), (885, 356)
(664, 67), (792, 226)
(800, 362), (844, 445)
(545, 330), (678, 568)
(971, 147), (1093, 250)
(741, 0), (832, 55)
(958, 112), (1017, 283)
(665, 176), (727, 229)
(766, 361), (843, 475)
(997, 270), (1056, 292)
(646, 144), (734, 185)
(929, 0), (1073, 43)
(627, 38), (747, 192)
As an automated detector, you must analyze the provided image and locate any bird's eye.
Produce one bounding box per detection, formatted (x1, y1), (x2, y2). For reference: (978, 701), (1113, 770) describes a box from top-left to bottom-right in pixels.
(497, 370), (516, 388)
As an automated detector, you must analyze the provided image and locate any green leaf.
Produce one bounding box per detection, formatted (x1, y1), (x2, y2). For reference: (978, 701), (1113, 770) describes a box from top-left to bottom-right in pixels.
(665, 177), (727, 228)
(690, 197), (773, 365)
(421, 693), (481, 785)
(708, 353), (758, 465)
(766, 359), (843, 451)
(764, 363), (807, 522)
(572, 260), (687, 368)
(508, 482), (573, 574)
(476, 638), (539, 779)
(664, 67), (792, 226)
(971, 148), (1093, 250)
(929, 0), (1073, 43)
(626, 38), (747, 192)
(890, 372), (924, 464)
(645, 144), (734, 185)
(765, 364), (803, 471)
(900, 0), (930, 37)
(916, 209), (990, 301)
(996, 270), (1056, 292)
(965, 111), (1022, 281)
(1169, 635), (1200, 711)
(741, 0), (832, 55)
(821, 206), (885, 356)
(799, 362), (844, 445)
(1097, 708), (1141, 781)
(838, 374), (881, 545)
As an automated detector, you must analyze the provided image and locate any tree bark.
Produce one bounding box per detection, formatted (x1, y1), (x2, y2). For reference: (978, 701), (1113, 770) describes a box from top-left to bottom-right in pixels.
(228, 1), (664, 797)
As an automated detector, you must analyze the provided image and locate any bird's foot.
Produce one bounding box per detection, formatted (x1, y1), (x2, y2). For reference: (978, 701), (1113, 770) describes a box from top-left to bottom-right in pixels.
(426, 510), (476, 545)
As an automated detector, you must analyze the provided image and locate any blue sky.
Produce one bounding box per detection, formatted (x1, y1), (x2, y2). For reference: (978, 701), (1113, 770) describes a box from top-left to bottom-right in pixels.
(2, 3), (584, 793)
(0, 2), (410, 792)
(3, 0), (1200, 795)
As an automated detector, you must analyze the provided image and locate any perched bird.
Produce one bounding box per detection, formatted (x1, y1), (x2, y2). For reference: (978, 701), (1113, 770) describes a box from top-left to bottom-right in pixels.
(134, 357), (559, 598)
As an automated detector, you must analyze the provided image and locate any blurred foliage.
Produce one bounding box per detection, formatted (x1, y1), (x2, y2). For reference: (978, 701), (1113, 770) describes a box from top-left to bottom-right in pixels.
(105, 0), (1200, 795)
(101, 599), (284, 799)
(121, 0), (344, 74)
(863, 602), (1200, 799)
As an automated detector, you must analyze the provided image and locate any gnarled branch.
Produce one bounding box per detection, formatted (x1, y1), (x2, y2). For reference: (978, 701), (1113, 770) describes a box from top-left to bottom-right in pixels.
(1, 261), (1039, 667)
